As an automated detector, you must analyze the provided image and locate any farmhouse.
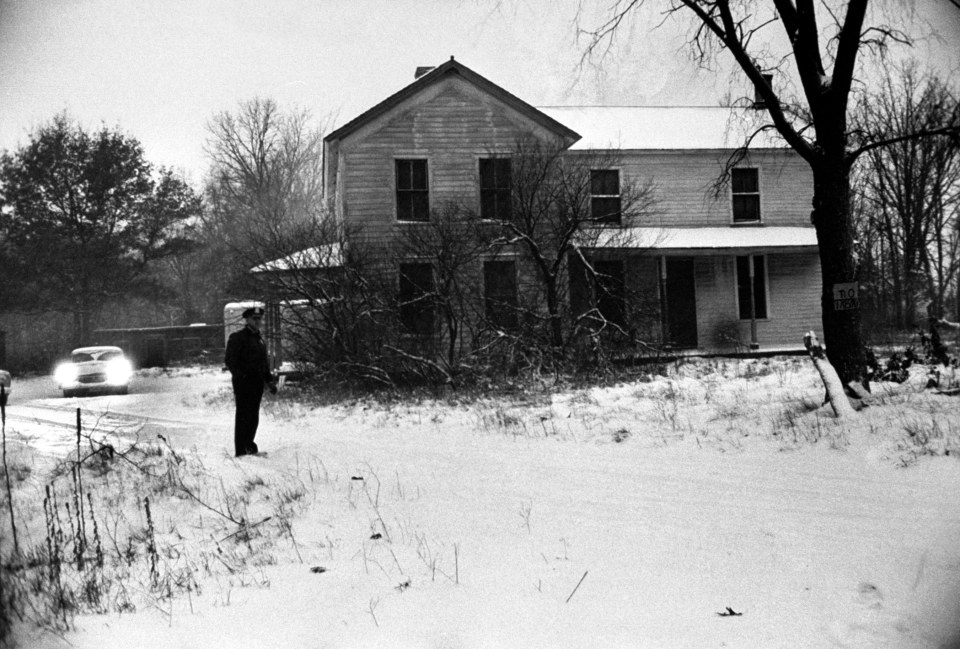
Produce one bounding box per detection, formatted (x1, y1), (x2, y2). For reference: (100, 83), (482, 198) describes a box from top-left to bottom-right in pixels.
(318, 57), (820, 355)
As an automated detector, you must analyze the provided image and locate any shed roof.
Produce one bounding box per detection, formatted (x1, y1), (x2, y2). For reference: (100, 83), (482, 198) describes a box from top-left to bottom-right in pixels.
(537, 106), (789, 151)
(250, 244), (344, 273)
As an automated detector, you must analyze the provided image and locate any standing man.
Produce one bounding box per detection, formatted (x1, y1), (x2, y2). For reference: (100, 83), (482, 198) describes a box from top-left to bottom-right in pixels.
(225, 306), (277, 457)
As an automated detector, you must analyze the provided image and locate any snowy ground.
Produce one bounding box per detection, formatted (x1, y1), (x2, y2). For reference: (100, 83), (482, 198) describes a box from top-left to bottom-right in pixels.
(4, 358), (960, 649)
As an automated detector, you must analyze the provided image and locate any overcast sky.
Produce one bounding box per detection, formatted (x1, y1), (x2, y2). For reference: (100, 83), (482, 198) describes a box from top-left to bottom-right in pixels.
(1, 0), (958, 185)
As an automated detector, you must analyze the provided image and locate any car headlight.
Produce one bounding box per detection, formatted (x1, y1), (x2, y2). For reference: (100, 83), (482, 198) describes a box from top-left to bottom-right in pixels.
(55, 363), (78, 385)
(105, 358), (132, 385)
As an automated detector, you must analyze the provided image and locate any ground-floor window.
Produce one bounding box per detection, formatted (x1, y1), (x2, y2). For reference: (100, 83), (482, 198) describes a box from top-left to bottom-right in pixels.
(593, 259), (626, 326)
(399, 262), (435, 334)
(736, 255), (767, 320)
(483, 260), (519, 330)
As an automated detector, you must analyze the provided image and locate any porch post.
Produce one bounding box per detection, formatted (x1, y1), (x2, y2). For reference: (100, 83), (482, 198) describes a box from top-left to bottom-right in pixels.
(748, 255), (759, 350)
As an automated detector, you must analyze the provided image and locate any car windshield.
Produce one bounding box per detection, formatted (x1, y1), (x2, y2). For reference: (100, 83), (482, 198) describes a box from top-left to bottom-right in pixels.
(70, 350), (123, 363)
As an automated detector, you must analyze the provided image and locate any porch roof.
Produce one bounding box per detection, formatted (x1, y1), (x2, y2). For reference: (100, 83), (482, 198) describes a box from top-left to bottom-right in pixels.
(250, 244), (344, 273)
(589, 226), (818, 254)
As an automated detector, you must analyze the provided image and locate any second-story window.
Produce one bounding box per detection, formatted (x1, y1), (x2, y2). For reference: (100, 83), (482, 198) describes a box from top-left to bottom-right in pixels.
(732, 168), (760, 223)
(590, 169), (621, 224)
(396, 159), (429, 222)
(480, 158), (512, 221)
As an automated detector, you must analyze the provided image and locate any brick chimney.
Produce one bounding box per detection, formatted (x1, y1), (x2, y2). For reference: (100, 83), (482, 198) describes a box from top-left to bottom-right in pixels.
(415, 66), (435, 80)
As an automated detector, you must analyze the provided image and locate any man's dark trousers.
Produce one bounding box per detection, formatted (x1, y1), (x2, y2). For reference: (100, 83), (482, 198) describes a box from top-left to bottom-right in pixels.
(233, 377), (264, 455)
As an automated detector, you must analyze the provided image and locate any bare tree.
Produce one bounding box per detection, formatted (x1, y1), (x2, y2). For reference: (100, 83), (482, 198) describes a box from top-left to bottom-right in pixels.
(854, 62), (960, 329)
(245, 214), (401, 386)
(396, 202), (490, 371)
(488, 135), (658, 360)
(581, 0), (960, 386)
(203, 97), (329, 295)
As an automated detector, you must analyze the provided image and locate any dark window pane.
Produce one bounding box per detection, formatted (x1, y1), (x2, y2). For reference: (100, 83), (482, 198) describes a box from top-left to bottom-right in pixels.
(480, 192), (496, 222)
(592, 197), (622, 223)
(411, 192), (429, 221)
(495, 159), (511, 185)
(496, 188), (512, 221)
(479, 158), (494, 188)
(396, 160), (411, 190)
(484, 260), (518, 329)
(731, 168), (758, 193)
(591, 169), (619, 196)
(411, 160), (427, 189)
(397, 194), (412, 222)
(733, 195), (760, 222)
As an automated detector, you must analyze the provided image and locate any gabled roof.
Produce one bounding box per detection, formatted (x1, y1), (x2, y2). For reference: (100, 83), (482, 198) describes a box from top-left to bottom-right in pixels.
(537, 106), (789, 150)
(324, 57), (581, 145)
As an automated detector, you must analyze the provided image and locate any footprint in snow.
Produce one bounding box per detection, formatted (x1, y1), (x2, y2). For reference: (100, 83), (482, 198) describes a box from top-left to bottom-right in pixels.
(857, 582), (883, 609)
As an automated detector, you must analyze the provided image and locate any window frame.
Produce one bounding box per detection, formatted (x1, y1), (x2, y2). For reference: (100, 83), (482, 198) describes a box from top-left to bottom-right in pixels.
(479, 157), (512, 222)
(395, 159), (430, 222)
(398, 262), (435, 335)
(731, 167), (761, 224)
(735, 254), (769, 320)
(590, 169), (622, 225)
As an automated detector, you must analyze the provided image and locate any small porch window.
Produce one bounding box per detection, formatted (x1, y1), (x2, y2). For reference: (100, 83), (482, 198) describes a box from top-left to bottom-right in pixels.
(590, 169), (621, 224)
(736, 255), (767, 319)
(731, 168), (760, 223)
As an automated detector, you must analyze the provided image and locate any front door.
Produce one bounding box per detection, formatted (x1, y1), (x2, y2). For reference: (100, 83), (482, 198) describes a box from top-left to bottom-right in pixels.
(663, 257), (698, 348)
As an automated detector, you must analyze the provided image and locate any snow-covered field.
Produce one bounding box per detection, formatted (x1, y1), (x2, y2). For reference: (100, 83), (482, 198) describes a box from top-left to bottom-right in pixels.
(4, 357), (960, 649)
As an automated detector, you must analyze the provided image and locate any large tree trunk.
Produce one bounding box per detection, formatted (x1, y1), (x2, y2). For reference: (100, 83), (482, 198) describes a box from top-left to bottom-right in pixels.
(810, 160), (868, 388)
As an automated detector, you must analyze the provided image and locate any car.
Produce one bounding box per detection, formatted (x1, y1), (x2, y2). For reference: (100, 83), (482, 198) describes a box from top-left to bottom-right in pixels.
(0, 369), (10, 407)
(54, 346), (133, 397)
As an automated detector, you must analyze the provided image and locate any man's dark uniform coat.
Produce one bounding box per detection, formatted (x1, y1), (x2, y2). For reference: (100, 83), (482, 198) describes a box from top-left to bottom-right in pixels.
(225, 325), (275, 456)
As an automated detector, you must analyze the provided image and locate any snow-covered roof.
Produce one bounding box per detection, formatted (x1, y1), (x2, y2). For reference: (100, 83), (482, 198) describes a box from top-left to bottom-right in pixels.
(591, 226), (818, 252)
(537, 106), (788, 150)
(250, 244), (344, 273)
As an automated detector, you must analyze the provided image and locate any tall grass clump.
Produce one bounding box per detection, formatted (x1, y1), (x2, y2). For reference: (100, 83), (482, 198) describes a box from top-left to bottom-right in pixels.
(1, 411), (306, 646)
